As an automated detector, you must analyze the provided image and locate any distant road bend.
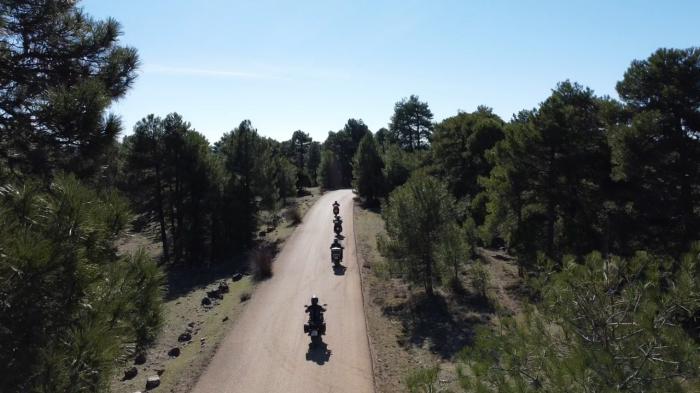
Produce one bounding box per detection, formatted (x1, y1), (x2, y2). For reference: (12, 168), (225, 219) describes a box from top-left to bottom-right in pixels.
(190, 190), (374, 393)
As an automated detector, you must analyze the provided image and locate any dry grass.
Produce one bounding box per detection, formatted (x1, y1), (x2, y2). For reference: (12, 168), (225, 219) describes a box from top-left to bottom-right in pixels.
(258, 187), (321, 244)
(110, 275), (253, 393)
(354, 202), (525, 393)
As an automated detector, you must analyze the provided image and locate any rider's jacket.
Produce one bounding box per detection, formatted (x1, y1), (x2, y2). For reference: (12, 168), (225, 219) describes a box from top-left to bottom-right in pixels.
(330, 242), (344, 250)
(306, 304), (326, 323)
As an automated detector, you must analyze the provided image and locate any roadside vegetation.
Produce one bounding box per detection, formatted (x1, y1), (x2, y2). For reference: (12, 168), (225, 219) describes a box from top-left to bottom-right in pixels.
(353, 48), (700, 392)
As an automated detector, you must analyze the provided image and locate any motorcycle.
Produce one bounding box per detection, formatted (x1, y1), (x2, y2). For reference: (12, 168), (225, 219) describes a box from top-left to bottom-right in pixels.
(332, 201), (340, 216)
(303, 303), (327, 345)
(331, 246), (343, 267)
(333, 216), (343, 235)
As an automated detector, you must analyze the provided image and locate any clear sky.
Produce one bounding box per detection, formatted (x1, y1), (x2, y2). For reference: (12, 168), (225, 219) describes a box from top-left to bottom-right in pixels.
(81, 0), (699, 143)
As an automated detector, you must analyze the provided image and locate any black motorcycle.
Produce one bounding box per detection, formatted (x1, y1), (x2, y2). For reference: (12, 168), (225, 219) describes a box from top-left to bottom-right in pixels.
(333, 218), (343, 236)
(331, 245), (343, 267)
(332, 201), (340, 216)
(304, 301), (327, 345)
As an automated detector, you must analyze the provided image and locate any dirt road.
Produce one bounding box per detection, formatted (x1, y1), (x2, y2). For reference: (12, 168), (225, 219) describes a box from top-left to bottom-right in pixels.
(190, 190), (374, 393)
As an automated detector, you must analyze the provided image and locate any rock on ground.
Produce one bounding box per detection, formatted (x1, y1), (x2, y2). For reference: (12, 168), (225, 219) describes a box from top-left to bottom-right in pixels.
(146, 375), (160, 390)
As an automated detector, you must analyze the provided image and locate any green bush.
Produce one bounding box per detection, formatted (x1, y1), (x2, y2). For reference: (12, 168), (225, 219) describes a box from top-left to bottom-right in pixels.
(405, 365), (441, 393)
(459, 250), (700, 392)
(469, 261), (489, 299)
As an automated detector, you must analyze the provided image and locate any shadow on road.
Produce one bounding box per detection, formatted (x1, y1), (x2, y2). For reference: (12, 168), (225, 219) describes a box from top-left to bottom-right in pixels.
(305, 341), (332, 365)
(332, 264), (346, 275)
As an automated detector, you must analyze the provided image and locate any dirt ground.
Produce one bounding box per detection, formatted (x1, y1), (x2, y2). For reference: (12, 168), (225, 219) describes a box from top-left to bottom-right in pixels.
(353, 202), (524, 393)
(110, 188), (321, 393)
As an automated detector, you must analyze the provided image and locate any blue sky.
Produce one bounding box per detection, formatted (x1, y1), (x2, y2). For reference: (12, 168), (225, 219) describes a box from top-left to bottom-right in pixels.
(82, 0), (700, 143)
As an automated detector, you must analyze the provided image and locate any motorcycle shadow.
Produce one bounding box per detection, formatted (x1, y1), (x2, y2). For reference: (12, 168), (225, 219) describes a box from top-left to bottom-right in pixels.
(332, 264), (346, 276)
(334, 234), (345, 240)
(305, 341), (332, 365)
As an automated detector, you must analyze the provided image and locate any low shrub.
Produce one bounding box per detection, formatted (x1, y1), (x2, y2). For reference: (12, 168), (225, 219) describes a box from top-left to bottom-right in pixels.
(250, 244), (275, 280)
(470, 261), (489, 299)
(405, 365), (440, 393)
(284, 205), (302, 225)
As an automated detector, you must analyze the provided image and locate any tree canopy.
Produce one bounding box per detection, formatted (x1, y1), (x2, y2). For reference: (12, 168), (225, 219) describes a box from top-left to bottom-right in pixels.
(389, 95), (434, 151)
(352, 133), (385, 204)
(0, 1), (138, 179)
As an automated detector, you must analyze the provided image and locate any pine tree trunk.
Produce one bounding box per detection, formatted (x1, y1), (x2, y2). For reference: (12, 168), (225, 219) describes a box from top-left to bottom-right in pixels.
(546, 200), (555, 258)
(424, 255), (434, 296)
(154, 165), (169, 262)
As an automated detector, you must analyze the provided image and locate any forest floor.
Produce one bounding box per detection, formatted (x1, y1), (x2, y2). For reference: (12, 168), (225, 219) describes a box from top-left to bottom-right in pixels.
(110, 188), (321, 393)
(353, 202), (526, 393)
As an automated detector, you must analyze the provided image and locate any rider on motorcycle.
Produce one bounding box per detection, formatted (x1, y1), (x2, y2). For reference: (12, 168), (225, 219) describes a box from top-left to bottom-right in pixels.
(305, 295), (326, 324)
(330, 238), (344, 250)
(330, 238), (344, 260)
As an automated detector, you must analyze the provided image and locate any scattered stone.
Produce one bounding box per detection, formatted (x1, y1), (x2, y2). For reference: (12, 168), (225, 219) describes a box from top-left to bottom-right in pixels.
(167, 347), (180, 357)
(123, 366), (138, 380)
(218, 281), (229, 294)
(134, 352), (147, 365)
(145, 375), (160, 390)
(222, 316), (229, 322)
(201, 297), (211, 306)
(239, 292), (251, 302)
(156, 368), (165, 376)
(258, 230), (266, 237)
(206, 288), (222, 300)
(178, 332), (192, 342)
(232, 273), (243, 281)
(188, 321), (195, 328)
(266, 226), (274, 233)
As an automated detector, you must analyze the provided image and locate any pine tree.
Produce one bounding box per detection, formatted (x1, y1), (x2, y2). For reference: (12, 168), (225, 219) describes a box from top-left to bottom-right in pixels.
(611, 47), (700, 254)
(380, 174), (456, 295)
(305, 141), (321, 186)
(322, 119), (371, 187)
(352, 133), (385, 205)
(432, 106), (505, 200)
(317, 149), (342, 190)
(481, 82), (610, 268)
(389, 95), (434, 151)
(0, 174), (164, 393)
(459, 249), (700, 392)
(0, 1), (138, 179)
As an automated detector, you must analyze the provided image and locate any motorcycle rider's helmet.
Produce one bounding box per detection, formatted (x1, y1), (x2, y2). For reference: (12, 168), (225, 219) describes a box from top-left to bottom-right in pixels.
(311, 295), (319, 305)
